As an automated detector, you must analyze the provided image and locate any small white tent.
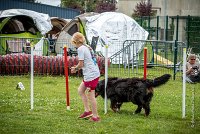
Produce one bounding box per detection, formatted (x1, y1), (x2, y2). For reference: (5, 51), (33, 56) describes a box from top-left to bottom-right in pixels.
(85, 12), (149, 59)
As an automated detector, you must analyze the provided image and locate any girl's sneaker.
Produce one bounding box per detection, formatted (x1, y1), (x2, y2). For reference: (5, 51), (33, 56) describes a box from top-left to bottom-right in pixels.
(78, 111), (93, 119)
(89, 116), (100, 122)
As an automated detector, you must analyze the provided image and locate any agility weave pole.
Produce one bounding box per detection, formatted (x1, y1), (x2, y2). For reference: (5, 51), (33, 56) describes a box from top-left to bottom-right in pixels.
(104, 45), (108, 114)
(182, 47), (196, 128)
(30, 44), (34, 110)
(143, 47), (147, 80)
(191, 85), (195, 127)
(182, 48), (186, 118)
(99, 36), (109, 114)
(64, 46), (70, 110)
(30, 38), (45, 110)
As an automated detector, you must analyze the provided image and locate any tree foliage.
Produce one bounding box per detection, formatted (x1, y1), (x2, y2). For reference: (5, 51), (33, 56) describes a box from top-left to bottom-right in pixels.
(132, 0), (155, 17)
(132, 0), (156, 38)
(95, 0), (116, 13)
(61, 0), (84, 13)
(61, 0), (116, 13)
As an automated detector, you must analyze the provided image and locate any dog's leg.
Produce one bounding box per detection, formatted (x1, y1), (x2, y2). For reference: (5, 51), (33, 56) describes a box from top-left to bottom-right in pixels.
(110, 98), (117, 112)
(143, 92), (153, 116)
(143, 103), (150, 116)
(116, 102), (123, 112)
(134, 105), (142, 114)
(133, 94), (144, 114)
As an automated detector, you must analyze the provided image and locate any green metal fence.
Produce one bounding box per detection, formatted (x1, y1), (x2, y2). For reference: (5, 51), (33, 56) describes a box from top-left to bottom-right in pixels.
(108, 40), (187, 80)
(0, 36), (50, 56)
(135, 16), (200, 53)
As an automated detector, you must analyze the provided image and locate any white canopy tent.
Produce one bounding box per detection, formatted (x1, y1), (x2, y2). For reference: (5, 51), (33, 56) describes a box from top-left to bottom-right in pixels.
(85, 12), (149, 61)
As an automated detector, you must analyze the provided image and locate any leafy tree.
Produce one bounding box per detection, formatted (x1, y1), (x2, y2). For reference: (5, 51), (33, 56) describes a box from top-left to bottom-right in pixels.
(132, 0), (156, 37)
(61, 0), (116, 13)
(132, 0), (155, 18)
(61, 0), (84, 13)
(86, 0), (97, 12)
(95, 0), (116, 13)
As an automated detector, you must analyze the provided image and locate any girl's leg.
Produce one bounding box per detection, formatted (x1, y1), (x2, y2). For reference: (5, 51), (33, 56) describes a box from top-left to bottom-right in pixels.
(88, 90), (99, 117)
(78, 82), (90, 112)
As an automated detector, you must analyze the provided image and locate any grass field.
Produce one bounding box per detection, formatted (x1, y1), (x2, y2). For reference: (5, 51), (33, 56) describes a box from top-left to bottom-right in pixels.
(0, 75), (200, 134)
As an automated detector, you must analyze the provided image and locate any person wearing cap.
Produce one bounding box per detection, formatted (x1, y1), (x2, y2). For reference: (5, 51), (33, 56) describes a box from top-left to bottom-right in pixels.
(70, 32), (100, 122)
(186, 54), (200, 83)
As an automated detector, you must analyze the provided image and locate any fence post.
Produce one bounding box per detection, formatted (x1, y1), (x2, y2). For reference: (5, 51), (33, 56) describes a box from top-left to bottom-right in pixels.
(176, 15), (179, 41)
(156, 16), (159, 41)
(165, 16), (168, 41)
(132, 41), (135, 73)
(173, 40), (178, 80)
(140, 16), (143, 26)
(148, 16), (150, 40)
(165, 16), (168, 59)
(155, 16), (159, 64)
(187, 15), (190, 48)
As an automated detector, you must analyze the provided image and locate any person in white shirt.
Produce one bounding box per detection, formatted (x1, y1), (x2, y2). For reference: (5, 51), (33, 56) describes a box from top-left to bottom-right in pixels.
(71, 32), (100, 122)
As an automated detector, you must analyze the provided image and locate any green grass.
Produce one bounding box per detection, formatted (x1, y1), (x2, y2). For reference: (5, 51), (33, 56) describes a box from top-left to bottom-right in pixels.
(0, 75), (200, 134)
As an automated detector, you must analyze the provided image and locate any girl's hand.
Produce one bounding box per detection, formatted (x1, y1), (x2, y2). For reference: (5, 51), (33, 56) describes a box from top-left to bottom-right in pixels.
(71, 67), (76, 74)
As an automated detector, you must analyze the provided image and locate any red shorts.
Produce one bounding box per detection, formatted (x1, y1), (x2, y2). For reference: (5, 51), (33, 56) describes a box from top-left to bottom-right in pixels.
(83, 77), (99, 90)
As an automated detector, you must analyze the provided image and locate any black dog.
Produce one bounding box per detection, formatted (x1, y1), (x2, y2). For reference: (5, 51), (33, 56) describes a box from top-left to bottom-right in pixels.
(95, 74), (171, 116)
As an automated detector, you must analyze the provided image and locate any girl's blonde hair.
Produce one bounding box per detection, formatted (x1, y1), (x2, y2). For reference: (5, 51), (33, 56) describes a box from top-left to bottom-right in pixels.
(71, 32), (85, 45)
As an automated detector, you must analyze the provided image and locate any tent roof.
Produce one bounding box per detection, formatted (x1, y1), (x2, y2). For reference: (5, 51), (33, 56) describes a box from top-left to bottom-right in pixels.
(0, 9), (52, 35)
(0, 15), (40, 34)
(48, 17), (69, 36)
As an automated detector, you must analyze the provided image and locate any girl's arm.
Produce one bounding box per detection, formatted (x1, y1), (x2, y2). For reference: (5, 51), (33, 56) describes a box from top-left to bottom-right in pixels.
(71, 60), (84, 73)
(75, 60), (84, 70)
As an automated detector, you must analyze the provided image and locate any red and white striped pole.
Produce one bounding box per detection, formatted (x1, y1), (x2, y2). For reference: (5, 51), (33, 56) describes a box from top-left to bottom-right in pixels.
(64, 45), (70, 110)
(143, 47), (147, 80)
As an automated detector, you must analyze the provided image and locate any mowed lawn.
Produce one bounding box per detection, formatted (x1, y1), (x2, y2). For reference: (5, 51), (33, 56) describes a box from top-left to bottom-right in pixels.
(0, 75), (200, 134)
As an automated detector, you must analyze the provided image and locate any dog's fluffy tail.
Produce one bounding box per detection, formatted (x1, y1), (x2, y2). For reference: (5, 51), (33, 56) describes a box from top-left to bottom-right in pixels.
(148, 74), (171, 87)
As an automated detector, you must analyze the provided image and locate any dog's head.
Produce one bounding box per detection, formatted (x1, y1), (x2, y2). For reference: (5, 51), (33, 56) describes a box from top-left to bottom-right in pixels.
(95, 77), (119, 98)
(95, 80), (105, 98)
